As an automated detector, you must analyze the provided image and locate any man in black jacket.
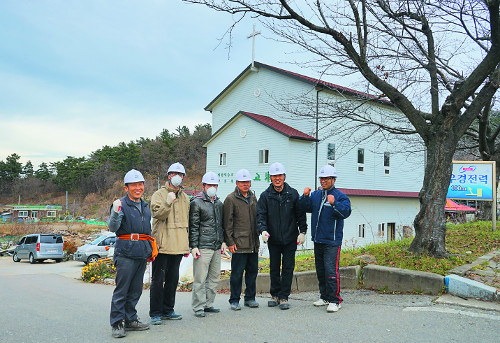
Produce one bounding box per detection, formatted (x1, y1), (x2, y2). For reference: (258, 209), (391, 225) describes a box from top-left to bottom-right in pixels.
(189, 172), (225, 318)
(257, 162), (307, 310)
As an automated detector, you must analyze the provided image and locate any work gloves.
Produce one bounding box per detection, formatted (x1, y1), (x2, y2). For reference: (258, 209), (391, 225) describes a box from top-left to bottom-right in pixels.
(297, 233), (306, 245)
(166, 192), (176, 205)
(262, 231), (270, 243)
(112, 199), (122, 213)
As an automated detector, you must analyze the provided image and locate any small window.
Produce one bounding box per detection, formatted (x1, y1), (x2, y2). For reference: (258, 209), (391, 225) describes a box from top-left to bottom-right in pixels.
(327, 143), (335, 160)
(358, 224), (365, 238)
(18, 211), (28, 218)
(384, 152), (390, 175)
(219, 153), (227, 166)
(378, 223), (385, 237)
(31, 211), (38, 218)
(47, 211), (56, 217)
(357, 148), (364, 172)
(259, 149), (269, 164)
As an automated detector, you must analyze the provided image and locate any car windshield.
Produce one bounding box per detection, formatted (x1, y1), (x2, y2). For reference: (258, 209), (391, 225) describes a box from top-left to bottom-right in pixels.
(90, 235), (108, 245)
(40, 235), (63, 244)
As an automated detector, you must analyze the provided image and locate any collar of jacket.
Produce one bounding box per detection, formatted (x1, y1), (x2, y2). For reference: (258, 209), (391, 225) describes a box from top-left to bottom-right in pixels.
(233, 187), (254, 200)
(195, 191), (219, 202)
(165, 183), (184, 194)
(123, 195), (147, 208)
(267, 182), (290, 196)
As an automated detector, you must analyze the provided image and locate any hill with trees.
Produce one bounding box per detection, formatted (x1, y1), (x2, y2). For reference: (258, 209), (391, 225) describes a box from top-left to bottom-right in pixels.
(0, 124), (211, 219)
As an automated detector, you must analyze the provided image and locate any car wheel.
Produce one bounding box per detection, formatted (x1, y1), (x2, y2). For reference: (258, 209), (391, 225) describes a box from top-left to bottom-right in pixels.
(13, 252), (20, 262)
(55, 259), (62, 263)
(29, 253), (36, 264)
(87, 255), (99, 264)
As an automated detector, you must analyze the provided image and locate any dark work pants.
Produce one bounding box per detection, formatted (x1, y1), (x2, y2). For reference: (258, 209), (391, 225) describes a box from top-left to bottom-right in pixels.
(110, 255), (147, 326)
(268, 241), (297, 300)
(149, 253), (183, 317)
(314, 243), (342, 304)
(229, 252), (258, 304)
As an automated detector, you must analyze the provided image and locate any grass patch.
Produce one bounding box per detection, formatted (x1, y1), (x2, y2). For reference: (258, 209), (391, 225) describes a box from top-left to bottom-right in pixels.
(257, 221), (499, 276)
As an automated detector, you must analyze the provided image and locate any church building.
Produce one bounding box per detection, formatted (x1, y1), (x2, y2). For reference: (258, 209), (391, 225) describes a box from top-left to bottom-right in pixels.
(203, 61), (424, 248)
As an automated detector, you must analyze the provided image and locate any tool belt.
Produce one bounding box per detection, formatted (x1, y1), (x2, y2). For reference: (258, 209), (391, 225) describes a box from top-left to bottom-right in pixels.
(118, 234), (158, 260)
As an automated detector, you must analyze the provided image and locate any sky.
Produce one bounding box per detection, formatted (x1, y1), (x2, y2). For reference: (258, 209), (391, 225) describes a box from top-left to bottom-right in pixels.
(0, 0), (323, 168)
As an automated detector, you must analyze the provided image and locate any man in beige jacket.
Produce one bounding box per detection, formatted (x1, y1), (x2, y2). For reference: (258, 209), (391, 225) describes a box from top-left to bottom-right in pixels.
(149, 162), (190, 324)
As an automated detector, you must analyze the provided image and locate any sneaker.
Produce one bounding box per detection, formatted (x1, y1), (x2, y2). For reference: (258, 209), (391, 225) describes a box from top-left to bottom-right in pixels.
(111, 320), (126, 338)
(150, 316), (162, 325)
(161, 312), (182, 320)
(268, 296), (279, 307)
(124, 319), (149, 331)
(327, 302), (342, 312)
(279, 299), (290, 310)
(230, 302), (241, 311)
(204, 307), (220, 313)
(244, 299), (259, 308)
(194, 310), (206, 318)
(313, 298), (329, 307)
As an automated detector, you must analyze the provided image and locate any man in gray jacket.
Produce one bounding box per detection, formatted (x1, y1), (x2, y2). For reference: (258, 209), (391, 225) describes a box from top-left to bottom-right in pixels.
(223, 169), (260, 310)
(189, 172), (225, 318)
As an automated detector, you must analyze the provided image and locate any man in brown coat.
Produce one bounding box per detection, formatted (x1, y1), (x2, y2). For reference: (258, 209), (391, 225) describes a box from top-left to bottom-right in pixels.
(223, 169), (260, 310)
(149, 162), (190, 324)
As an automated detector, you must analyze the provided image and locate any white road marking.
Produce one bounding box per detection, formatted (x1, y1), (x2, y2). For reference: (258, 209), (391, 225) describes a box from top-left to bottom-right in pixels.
(403, 307), (500, 321)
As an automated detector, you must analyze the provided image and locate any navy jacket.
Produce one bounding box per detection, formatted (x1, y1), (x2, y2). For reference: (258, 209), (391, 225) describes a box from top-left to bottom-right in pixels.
(257, 183), (307, 245)
(109, 195), (153, 259)
(299, 187), (351, 246)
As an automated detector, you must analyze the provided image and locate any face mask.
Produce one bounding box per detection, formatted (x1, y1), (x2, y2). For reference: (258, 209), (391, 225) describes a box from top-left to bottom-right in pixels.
(170, 174), (183, 187)
(206, 186), (217, 198)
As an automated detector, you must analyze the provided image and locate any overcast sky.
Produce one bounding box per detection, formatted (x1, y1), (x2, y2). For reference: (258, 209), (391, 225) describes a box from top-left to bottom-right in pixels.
(0, 0), (325, 168)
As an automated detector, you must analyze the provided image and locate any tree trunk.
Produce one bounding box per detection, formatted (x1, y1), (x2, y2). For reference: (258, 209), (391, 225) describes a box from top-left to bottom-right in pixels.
(410, 134), (458, 258)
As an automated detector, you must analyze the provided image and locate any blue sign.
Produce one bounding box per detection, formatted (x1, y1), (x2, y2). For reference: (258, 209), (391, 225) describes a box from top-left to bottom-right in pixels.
(447, 162), (494, 200)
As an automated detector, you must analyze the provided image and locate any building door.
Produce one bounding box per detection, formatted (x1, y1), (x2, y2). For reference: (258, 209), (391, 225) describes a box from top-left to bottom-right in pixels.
(31, 211), (38, 219)
(387, 222), (396, 241)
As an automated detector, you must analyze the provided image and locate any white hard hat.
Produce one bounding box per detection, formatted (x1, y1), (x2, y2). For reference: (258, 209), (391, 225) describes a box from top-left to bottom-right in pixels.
(124, 169), (145, 184)
(235, 169), (252, 182)
(167, 162), (185, 175)
(269, 162), (286, 176)
(319, 165), (337, 178)
(202, 171), (219, 185)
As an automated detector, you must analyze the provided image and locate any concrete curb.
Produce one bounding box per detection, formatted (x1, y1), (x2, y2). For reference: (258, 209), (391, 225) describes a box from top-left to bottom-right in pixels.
(445, 274), (498, 302)
(217, 263), (497, 300)
(362, 265), (444, 294)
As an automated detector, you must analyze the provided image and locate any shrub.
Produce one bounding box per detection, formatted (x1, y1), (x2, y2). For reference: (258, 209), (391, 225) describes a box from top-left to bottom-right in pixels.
(81, 259), (116, 283)
(63, 241), (77, 255)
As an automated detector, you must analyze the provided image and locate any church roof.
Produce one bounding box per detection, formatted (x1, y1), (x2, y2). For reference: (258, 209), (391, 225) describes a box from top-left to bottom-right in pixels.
(203, 110), (318, 147)
(205, 61), (393, 111)
(337, 188), (419, 198)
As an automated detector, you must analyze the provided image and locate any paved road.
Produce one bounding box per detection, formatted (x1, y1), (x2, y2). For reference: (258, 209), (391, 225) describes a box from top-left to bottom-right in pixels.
(1, 256), (499, 343)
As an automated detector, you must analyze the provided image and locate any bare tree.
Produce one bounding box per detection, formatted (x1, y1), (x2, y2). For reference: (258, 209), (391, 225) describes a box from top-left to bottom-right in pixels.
(184, 0), (500, 257)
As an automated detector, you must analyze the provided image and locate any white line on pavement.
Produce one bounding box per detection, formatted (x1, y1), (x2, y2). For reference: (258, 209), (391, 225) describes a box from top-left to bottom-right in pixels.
(403, 307), (500, 321)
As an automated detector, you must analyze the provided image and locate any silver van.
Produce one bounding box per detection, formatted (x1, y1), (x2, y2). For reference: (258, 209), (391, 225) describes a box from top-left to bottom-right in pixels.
(74, 232), (116, 264)
(13, 234), (65, 263)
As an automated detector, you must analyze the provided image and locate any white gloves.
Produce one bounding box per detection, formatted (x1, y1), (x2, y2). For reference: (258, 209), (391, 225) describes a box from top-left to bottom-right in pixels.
(192, 247), (201, 259)
(166, 192), (176, 205)
(112, 199), (122, 213)
(262, 231), (270, 243)
(297, 233), (306, 245)
(221, 242), (227, 254)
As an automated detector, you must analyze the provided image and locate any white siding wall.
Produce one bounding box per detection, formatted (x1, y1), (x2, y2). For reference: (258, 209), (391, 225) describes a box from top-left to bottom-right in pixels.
(206, 115), (316, 200)
(343, 196), (419, 247)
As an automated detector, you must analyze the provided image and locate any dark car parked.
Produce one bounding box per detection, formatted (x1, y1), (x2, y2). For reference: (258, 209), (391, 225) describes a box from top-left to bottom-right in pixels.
(12, 234), (65, 263)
